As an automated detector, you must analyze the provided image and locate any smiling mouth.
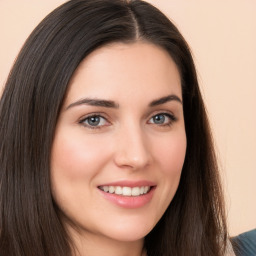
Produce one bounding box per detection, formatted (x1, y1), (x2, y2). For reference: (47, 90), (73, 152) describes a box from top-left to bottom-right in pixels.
(98, 185), (152, 197)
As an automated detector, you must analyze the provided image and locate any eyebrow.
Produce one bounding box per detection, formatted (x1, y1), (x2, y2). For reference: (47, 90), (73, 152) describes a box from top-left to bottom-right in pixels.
(65, 94), (182, 110)
(149, 94), (182, 107)
(65, 98), (119, 110)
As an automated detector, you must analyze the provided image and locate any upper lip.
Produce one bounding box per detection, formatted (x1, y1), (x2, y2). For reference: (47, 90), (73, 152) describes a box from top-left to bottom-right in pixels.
(98, 180), (156, 188)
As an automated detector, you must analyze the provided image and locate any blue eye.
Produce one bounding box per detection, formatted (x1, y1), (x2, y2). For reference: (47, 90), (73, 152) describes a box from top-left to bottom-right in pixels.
(149, 113), (176, 126)
(80, 115), (108, 128)
(152, 114), (165, 124)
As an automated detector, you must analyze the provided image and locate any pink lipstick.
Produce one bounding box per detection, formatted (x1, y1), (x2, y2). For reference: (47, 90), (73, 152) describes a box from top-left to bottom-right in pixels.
(97, 180), (156, 208)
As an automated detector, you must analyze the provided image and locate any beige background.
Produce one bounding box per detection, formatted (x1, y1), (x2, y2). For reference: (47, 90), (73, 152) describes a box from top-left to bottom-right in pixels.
(0, 0), (255, 236)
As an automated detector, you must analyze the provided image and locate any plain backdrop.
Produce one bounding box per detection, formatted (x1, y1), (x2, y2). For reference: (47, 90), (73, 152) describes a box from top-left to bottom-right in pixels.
(0, 0), (255, 236)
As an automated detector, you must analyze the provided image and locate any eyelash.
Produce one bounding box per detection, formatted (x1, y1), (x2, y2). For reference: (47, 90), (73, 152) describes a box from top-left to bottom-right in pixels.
(148, 113), (177, 127)
(79, 112), (177, 130)
(79, 113), (109, 130)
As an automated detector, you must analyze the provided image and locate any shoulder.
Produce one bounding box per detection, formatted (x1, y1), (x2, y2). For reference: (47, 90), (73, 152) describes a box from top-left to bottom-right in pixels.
(231, 229), (256, 256)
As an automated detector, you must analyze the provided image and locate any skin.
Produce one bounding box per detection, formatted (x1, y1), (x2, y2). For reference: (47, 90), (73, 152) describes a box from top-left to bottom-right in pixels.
(51, 41), (187, 256)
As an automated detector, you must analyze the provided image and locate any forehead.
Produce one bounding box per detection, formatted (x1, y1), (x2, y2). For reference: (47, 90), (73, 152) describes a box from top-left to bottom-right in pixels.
(64, 42), (182, 106)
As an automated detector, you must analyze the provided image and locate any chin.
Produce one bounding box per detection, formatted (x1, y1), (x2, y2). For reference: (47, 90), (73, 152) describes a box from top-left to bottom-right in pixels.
(102, 220), (156, 242)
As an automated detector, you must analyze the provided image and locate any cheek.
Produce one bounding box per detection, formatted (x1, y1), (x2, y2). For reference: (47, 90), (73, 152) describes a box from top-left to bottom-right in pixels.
(51, 128), (109, 180)
(149, 131), (186, 220)
(154, 131), (187, 176)
(50, 128), (112, 214)
(155, 130), (186, 197)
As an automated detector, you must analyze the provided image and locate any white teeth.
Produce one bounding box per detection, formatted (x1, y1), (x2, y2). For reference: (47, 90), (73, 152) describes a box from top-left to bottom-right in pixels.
(109, 186), (115, 193)
(123, 187), (132, 196)
(99, 186), (151, 196)
(103, 186), (109, 192)
(115, 186), (122, 195)
(131, 187), (140, 196)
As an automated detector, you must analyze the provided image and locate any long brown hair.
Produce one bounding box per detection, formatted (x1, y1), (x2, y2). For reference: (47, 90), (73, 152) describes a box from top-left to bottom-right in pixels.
(0, 0), (227, 255)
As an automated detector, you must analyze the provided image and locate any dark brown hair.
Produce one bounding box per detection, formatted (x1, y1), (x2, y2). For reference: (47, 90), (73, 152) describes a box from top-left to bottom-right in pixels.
(0, 0), (227, 255)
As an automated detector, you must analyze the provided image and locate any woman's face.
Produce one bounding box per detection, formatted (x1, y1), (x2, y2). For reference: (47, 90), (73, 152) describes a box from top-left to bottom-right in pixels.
(51, 42), (186, 244)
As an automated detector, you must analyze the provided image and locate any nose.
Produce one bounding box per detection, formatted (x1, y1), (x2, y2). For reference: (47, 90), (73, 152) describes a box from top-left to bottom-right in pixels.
(114, 124), (151, 170)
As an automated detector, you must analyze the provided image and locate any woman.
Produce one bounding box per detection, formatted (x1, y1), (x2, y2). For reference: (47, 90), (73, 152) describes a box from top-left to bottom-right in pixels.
(0, 0), (231, 255)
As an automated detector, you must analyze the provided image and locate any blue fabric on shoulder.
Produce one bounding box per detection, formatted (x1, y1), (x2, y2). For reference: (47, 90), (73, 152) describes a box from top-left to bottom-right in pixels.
(231, 229), (256, 256)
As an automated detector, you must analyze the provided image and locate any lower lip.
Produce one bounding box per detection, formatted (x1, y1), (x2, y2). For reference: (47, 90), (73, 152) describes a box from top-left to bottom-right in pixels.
(98, 187), (156, 209)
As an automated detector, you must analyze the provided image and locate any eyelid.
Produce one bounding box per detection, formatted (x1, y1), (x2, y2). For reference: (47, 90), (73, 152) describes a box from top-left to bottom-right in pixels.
(147, 111), (177, 126)
(148, 110), (176, 119)
(77, 110), (178, 130)
(78, 113), (111, 129)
